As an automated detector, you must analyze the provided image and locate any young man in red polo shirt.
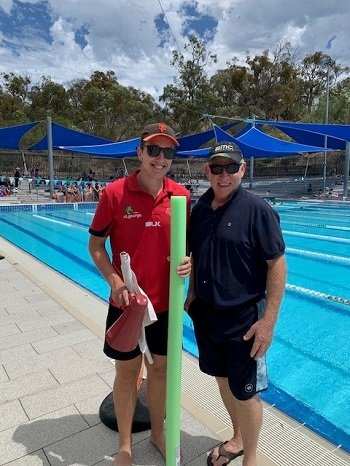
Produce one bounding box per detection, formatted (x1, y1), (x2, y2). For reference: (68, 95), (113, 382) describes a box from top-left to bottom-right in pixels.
(89, 123), (191, 466)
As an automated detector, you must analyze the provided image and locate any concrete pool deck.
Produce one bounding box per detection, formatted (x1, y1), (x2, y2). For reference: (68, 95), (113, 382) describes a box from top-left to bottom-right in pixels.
(0, 237), (349, 466)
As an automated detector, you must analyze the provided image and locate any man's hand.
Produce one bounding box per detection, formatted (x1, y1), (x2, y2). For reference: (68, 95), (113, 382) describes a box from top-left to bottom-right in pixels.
(176, 255), (192, 278)
(243, 318), (274, 360)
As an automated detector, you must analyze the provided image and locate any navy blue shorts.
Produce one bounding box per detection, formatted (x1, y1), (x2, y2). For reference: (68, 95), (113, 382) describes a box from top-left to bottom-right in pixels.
(188, 297), (267, 400)
(104, 302), (169, 361)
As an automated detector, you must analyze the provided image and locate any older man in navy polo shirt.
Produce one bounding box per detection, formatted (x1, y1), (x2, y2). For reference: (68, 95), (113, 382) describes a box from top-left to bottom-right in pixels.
(186, 141), (287, 466)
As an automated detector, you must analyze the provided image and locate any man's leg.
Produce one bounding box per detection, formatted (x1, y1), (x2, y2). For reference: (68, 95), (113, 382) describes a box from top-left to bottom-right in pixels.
(210, 377), (262, 466)
(233, 394), (262, 466)
(209, 377), (244, 466)
(145, 354), (167, 458)
(217, 376), (243, 449)
(113, 355), (143, 466)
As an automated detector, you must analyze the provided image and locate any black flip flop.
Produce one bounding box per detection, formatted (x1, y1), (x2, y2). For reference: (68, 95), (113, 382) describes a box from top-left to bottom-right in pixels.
(207, 441), (244, 466)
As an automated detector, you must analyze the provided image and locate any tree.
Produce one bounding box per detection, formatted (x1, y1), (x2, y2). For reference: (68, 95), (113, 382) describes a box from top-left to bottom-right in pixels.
(28, 77), (70, 121)
(160, 35), (218, 134)
(1, 72), (30, 103)
(210, 59), (249, 118)
(310, 76), (350, 124)
(0, 72), (31, 123)
(242, 42), (302, 120)
(66, 72), (162, 140)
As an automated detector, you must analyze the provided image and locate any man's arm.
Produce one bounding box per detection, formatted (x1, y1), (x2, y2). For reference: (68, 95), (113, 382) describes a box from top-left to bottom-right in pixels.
(263, 254), (287, 327)
(88, 235), (129, 306)
(244, 254), (287, 359)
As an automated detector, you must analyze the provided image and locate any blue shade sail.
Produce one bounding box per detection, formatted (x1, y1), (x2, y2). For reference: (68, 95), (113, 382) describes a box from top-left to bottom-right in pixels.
(256, 120), (350, 144)
(29, 122), (114, 150)
(0, 121), (40, 149)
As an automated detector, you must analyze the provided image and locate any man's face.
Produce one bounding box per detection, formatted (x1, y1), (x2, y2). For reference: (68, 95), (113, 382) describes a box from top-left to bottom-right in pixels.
(205, 157), (246, 201)
(137, 135), (175, 179)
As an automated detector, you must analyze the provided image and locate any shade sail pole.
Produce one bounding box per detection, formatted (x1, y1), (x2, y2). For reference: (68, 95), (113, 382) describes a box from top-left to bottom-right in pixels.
(249, 156), (254, 190)
(186, 159), (192, 178)
(166, 196), (187, 466)
(47, 116), (54, 199)
(344, 142), (350, 200)
(21, 151), (28, 176)
(304, 154), (310, 180)
(122, 158), (129, 176)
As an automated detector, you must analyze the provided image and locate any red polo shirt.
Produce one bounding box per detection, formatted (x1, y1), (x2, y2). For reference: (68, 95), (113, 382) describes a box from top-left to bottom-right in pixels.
(89, 171), (190, 312)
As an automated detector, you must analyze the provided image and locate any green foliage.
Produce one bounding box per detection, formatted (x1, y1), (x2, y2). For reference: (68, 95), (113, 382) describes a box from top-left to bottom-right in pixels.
(160, 35), (219, 134)
(0, 39), (349, 144)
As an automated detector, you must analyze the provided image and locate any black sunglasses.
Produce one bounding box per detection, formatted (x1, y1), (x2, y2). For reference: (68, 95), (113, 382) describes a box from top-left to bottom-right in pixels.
(145, 145), (176, 160)
(208, 163), (241, 175)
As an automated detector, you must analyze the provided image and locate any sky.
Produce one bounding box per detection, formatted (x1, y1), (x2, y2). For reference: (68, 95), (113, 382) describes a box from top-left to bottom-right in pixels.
(0, 0), (349, 101)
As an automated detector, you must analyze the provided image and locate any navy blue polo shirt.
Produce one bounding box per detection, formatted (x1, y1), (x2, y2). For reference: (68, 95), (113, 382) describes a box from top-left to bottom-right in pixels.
(190, 185), (285, 309)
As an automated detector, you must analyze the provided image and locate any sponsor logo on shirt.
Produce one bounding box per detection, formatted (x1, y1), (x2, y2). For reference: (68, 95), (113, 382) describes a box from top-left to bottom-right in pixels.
(123, 205), (142, 219)
(145, 221), (161, 227)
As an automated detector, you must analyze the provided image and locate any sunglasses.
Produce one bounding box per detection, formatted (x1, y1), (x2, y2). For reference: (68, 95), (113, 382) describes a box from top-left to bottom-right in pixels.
(208, 163), (241, 175)
(145, 145), (176, 160)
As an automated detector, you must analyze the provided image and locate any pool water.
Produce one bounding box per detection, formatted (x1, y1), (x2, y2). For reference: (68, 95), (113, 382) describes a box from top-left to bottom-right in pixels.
(0, 200), (349, 451)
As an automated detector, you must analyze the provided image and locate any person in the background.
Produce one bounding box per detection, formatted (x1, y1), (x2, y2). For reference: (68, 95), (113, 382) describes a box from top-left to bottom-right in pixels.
(14, 167), (21, 189)
(186, 142), (286, 466)
(88, 123), (191, 466)
(92, 182), (100, 202)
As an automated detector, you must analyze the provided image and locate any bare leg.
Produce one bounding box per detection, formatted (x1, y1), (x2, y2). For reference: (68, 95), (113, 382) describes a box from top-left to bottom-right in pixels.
(216, 377), (243, 448)
(209, 377), (244, 465)
(210, 377), (261, 466)
(233, 394), (262, 466)
(113, 356), (143, 466)
(145, 354), (167, 458)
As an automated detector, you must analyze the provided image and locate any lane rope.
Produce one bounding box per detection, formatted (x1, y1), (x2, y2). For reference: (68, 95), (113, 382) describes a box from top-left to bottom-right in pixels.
(286, 247), (350, 265)
(283, 230), (350, 244)
(286, 284), (350, 306)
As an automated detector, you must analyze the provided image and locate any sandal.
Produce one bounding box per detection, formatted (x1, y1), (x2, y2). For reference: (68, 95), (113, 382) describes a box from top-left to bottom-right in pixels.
(207, 441), (244, 466)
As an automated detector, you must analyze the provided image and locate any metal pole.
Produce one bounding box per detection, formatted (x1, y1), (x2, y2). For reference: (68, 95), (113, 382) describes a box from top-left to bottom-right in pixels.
(249, 157), (254, 190)
(344, 142), (350, 200)
(186, 159), (192, 179)
(122, 158), (128, 176)
(21, 151), (28, 176)
(323, 64), (330, 194)
(47, 116), (54, 199)
(304, 155), (309, 180)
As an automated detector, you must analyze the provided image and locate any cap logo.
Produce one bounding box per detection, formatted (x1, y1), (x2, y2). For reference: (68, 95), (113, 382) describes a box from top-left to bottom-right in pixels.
(158, 123), (168, 133)
(214, 144), (236, 153)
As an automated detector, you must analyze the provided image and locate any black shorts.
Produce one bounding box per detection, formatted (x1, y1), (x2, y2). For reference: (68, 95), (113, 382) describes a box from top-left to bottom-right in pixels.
(104, 303), (169, 361)
(188, 297), (267, 400)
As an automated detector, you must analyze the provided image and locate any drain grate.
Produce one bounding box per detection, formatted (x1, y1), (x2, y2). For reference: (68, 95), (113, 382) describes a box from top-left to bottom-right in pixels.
(181, 354), (349, 466)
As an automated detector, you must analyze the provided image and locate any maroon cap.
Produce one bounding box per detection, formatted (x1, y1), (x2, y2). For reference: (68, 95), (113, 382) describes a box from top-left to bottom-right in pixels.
(141, 123), (179, 146)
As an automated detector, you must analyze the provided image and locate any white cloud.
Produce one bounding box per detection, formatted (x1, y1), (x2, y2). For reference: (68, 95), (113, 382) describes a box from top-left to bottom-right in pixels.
(0, 0), (349, 99)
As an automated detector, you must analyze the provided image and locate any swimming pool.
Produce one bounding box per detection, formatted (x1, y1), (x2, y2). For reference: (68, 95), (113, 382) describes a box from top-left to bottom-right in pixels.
(0, 200), (349, 452)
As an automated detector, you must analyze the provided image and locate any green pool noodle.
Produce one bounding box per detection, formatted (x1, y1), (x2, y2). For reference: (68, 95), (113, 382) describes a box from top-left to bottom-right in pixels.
(166, 195), (187, 466)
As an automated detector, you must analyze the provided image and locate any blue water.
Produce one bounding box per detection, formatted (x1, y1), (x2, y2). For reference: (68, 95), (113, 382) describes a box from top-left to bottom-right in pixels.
(0, 200), (349, 452)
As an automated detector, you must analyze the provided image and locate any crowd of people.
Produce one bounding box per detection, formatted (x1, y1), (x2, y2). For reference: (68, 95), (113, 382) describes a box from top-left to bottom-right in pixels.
(0, 171), (17, 197)
(53, 181), (107, 203)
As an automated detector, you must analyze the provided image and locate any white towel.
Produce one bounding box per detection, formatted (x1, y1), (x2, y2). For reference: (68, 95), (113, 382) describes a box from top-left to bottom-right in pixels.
(120, 251), (158, 364)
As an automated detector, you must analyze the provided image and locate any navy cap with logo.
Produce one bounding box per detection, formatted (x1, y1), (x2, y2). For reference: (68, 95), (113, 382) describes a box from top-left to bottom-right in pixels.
(208, 141), (243, 164)
(141, 123), (179, 146)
